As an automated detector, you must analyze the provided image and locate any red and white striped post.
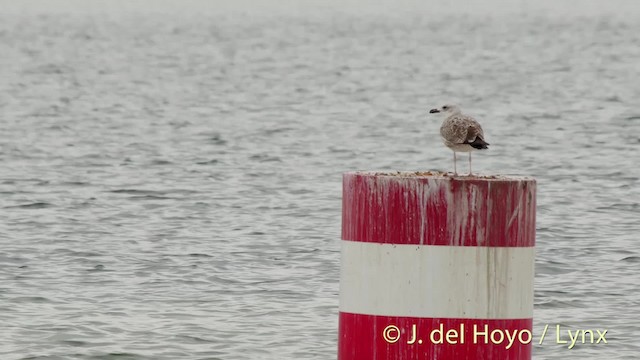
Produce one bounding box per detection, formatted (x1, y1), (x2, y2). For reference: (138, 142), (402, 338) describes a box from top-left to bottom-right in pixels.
(339, 171), (536, 360)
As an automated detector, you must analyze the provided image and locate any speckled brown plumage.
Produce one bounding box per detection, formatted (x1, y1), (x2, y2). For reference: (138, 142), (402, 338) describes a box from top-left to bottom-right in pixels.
(429, 104), (489, 175)
(440, 113), (489, 151)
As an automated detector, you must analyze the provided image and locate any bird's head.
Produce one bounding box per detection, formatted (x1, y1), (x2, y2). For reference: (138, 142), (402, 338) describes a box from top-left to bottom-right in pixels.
(429, 104), (461, 116)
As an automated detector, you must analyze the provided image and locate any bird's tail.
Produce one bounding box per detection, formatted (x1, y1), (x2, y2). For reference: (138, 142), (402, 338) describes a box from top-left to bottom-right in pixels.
(467, 137), (489, 150)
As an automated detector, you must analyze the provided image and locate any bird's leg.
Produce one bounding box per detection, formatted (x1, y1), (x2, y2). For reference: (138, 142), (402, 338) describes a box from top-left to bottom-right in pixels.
(468, 152), (472, 176)
(453, 152), (457, 175)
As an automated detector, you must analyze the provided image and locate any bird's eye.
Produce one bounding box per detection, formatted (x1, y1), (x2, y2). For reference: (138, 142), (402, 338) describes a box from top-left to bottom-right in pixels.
(443, 106), (448, 110)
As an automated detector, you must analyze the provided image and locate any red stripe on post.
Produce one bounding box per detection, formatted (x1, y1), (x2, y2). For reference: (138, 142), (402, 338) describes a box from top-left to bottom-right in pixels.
(339, 172), (536, 360)
(341, 172), (536, 247)
(339, 312), (532, 360)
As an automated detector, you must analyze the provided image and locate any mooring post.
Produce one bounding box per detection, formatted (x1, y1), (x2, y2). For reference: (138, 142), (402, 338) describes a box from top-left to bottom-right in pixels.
(339, 171), (536, 360)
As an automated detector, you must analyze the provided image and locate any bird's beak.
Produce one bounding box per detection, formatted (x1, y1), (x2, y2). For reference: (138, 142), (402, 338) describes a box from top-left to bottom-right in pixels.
(429, 108), (440, 113)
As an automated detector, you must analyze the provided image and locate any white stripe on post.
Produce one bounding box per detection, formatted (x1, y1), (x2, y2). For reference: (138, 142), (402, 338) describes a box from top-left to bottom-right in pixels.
(339, 241), (534, 319)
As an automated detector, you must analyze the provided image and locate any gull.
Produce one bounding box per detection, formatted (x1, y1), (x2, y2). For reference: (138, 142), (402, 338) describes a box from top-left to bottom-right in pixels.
(429, 104), (489, 175)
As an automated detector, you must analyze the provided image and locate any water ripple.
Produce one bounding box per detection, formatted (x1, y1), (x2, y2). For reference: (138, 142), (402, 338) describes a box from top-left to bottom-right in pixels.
(1, 7), (639, 360)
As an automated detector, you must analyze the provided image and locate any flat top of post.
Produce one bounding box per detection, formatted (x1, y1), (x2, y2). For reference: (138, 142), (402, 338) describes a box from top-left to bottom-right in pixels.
(346, 170), (535, 182)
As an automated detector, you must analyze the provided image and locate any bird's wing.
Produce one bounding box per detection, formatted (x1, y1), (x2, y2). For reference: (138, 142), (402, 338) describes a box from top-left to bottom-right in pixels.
(464, 117), (485, 142)
(445, 115), (485, 144)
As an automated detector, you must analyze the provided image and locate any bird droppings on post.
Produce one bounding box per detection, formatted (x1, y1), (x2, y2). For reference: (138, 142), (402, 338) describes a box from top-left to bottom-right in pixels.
(339, 171), (536, 359)
(368, 170), (534, 181)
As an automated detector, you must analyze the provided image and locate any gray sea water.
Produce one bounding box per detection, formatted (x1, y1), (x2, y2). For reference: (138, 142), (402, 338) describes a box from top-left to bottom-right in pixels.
(1, 1), (639, 359)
